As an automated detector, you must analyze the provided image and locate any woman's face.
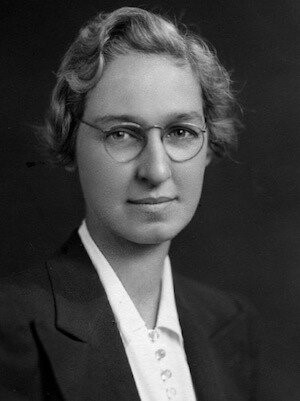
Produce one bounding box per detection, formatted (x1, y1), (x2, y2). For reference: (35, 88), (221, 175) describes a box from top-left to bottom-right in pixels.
(76, 53), (210, 245)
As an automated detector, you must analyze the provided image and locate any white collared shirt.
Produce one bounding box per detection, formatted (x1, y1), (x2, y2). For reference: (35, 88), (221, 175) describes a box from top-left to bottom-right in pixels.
(78, 221), (197, 401)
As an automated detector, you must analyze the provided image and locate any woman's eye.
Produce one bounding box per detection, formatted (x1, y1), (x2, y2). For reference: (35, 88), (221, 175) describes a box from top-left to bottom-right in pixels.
(107, 130), (134, 140)
(167, 128), (197, 139)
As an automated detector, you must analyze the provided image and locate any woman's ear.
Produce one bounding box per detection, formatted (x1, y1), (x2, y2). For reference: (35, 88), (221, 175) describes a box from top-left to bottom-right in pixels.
(65, 162), (77, 172)
(205, 146), (213, 166)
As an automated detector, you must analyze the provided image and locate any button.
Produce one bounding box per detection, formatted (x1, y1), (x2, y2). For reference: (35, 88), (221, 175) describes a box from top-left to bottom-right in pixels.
(155, 348), (166, 360)
(161, 369), (172, 381)
(166, 387), (177, 399)
(148, 329), (159, 342)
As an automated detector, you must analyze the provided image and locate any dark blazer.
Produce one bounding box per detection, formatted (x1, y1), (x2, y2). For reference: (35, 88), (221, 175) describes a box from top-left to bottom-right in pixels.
(0, 232), (263, 401)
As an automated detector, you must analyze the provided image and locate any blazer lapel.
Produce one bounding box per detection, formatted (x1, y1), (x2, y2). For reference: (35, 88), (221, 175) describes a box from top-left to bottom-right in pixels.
(35, 232), (140, 401)
(174, 273), (248, 401)
(175, 289), (225, 400)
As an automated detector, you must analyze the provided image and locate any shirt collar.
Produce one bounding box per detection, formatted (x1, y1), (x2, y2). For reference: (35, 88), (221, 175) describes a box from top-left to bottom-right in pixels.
(78, 220), (183, 345)
(156, 256), (183, 343)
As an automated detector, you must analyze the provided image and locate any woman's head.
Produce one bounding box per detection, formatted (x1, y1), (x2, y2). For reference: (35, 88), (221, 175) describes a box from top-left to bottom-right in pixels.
(42, 6), (238, 168)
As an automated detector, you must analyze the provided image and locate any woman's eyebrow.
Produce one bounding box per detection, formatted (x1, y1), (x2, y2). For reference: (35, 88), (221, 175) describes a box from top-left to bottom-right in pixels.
(169, 112), (205, 123)
(93, 114), (141, 125)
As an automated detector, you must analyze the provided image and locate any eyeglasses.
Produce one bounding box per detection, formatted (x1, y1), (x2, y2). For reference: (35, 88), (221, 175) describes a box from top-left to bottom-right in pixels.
(80, 119), (206, 163)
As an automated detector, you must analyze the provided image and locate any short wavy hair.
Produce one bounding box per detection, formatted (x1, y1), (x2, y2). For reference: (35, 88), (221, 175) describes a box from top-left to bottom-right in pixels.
(41, 6), (239, 168)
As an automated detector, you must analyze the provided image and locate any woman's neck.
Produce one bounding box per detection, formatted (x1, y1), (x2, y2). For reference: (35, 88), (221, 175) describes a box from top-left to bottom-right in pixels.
(87, 221), (171, 329)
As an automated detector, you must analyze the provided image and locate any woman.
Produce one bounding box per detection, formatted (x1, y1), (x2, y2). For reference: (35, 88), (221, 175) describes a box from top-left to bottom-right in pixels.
(0, 7), (262, 400)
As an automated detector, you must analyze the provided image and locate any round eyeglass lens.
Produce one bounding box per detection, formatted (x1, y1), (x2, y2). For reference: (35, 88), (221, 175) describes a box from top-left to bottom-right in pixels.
(163, 129), (204, 161)
(104, 132), (143, 162)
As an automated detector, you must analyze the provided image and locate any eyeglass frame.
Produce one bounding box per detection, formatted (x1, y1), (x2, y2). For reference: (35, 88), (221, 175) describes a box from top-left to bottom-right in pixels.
(79, 118), (207, 163)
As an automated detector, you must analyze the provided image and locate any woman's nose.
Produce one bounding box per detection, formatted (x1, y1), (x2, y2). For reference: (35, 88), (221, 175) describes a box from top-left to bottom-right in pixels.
(136, 131), (171, 186)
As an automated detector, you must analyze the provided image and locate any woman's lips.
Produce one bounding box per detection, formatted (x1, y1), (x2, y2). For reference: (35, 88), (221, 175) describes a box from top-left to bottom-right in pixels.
(128, 197), (176, 205)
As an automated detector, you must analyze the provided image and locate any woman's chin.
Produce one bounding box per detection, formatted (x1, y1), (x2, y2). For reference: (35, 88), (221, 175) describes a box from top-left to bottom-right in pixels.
(121, 224), (182, 246)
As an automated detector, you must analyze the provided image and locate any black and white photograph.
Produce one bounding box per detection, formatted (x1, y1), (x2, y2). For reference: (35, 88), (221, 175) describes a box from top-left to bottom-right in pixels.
(1, 1), (299, 400)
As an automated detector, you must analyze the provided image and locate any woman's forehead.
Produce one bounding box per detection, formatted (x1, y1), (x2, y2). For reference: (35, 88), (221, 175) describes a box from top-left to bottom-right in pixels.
(84, 53), (203, 124)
